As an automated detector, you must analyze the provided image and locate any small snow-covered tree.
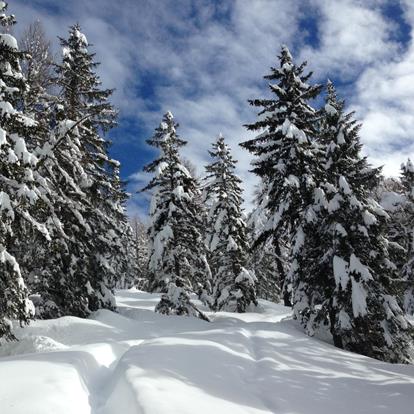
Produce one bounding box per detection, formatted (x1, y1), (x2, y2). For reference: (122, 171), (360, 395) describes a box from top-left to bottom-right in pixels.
(401, 159), (414, 314)
(204, 135), (257, 312)
(143, 112), (210, 320)
(19, 20), (54, 120)
(0, 2), (49, 339)
(240, 46), (323, 306)
(299, 81), (414, 363)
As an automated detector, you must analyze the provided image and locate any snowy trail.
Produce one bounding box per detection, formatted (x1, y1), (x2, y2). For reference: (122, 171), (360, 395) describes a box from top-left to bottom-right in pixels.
(1, 290), (414, 414)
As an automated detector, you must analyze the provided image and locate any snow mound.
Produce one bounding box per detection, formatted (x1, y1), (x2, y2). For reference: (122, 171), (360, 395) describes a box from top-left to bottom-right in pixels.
(0, 335), (67, 357)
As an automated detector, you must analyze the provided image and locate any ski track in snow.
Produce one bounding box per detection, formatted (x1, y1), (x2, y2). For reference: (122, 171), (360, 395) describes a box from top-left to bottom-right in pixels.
(1, 289), (414, 414)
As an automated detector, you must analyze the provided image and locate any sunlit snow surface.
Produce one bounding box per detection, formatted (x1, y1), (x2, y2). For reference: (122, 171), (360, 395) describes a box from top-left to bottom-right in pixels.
(1, 289), (414, 413)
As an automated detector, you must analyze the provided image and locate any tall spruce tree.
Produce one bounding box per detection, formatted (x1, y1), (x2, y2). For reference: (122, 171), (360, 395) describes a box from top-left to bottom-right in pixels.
(32, 24), (127, 317)
(143, 112), (210, 320)
(14, 21), (56, 300)
(299, 81), (414, 363)
(0, 2), (50, 339)
(204, 135), (257, 312)
(401, 159), (414, 314)
(240, 46), (323, 306)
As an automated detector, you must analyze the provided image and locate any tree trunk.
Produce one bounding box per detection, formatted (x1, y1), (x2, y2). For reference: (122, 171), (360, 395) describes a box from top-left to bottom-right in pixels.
(273, 239), (292, 307)
(329, 303), (343, 349)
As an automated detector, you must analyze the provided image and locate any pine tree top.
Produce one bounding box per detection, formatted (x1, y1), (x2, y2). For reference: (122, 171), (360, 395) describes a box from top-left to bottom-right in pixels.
(241, 45), (322, 160)
(146, 111), (186, 151)
(320, 81), (381, 195)
(207, 134), (238, 172)
(143, 112), (193, 193)
(205, 134), (243, 204)
(56, 24), (116, 129)
(401, 158), (414, 199)
(402, 158), (414, 175)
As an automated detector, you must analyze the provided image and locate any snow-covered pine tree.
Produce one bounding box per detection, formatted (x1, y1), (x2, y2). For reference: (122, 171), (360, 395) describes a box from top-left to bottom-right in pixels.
(240, 46), (323, 307)
(401, 159), (414, 314)
(204, 134), (257, 312)
(143, 111), (210, 320)
(33, 24), (127, 317)
(13, 21), (57, 300)
(0, 2), (50, 339)
(301, 81), (414, 363)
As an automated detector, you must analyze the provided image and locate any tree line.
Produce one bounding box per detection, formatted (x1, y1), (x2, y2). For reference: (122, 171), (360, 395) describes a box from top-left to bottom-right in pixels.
(141, 48), (414, 364)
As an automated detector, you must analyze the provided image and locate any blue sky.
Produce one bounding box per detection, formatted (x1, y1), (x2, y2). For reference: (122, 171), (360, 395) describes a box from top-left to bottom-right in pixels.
(9, 0), (414, 218)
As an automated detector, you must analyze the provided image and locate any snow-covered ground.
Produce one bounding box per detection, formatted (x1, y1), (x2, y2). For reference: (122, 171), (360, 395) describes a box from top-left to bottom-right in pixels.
(1, 289), (414, 414)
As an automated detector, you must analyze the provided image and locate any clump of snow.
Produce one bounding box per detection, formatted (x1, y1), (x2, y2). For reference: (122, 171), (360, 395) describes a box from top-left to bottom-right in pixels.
(226, 235), (238, 251)
(349, 254), (372, 281)
(328, 193), (342, 212)
(0, 191), (14, 218)
(285, 174), (299, 188)
(339, 175), (352, 194)
(0, 33), (18, 50)
(74, 28), (88, 45)
(281, 62), (293, 72)
(362, 210), (377, 226)
(333, 255), (349, 290)
(380, 191), (405, 212)
(336, 129), (346, 145)
(0, 127), (6, 146)
(0, 335), (67, 357)
(351, 278), (368, 317)
(235, 267), (256, 285)
(280, 119), (307, 143)
(324, 103), (337, 115)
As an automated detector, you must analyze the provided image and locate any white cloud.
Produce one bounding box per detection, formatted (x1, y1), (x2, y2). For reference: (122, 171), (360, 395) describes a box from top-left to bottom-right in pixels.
(293, 0), (413, 177)
(9, 0), (414, 215)
(349, 2), (414, 176)
(301, 0), (399, 78)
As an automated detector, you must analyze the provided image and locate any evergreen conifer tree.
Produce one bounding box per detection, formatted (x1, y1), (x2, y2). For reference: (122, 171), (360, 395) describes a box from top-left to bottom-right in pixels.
(299, 81), (414, 363)
(0, 2), (49, 339)
(14, 21), (57, 299)
(240, 46), (323, 306)
(143, 112), (210, 320)
(33, 24), (127, 317)
(204, 135), (257, 312)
